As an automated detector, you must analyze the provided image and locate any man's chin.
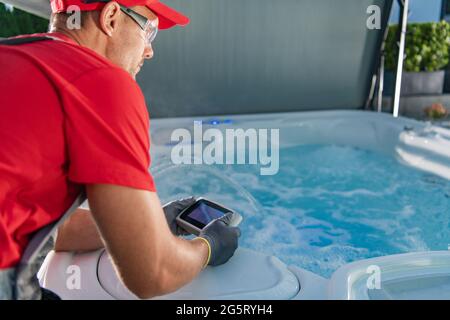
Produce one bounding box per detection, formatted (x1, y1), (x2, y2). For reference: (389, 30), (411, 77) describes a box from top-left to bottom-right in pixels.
(129, 70), (138, 80)
(131, 67), (141, 79)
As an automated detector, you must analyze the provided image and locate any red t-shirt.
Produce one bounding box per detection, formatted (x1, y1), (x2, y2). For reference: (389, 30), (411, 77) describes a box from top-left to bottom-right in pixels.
(0, 33), (156, 269)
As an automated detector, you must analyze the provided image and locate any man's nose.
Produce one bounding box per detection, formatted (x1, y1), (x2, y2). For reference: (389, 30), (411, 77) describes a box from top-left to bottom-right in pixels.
(144, 44), (153, 60)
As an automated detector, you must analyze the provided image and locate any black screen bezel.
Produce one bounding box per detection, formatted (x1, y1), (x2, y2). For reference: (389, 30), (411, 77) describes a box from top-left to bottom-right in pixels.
(179, 199), (232, 230)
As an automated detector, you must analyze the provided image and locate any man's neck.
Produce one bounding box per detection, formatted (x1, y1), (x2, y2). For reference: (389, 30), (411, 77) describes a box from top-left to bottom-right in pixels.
(49, 28), (108, 59)
(50, 28), (83, 45)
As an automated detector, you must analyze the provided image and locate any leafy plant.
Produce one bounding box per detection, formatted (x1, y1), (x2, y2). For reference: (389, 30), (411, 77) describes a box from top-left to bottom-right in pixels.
(385, 21), (450, 72)
(424, 103), (448, 120)
(0, 3), (49, 38)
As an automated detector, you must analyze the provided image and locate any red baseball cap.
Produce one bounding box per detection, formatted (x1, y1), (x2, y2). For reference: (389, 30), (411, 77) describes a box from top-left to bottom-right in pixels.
(50, 0), (190, 29)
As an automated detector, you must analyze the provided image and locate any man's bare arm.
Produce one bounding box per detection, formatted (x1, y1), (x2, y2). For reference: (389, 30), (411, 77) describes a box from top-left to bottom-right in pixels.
(84, 184), (209, 299)
(55, 208), (104, 252)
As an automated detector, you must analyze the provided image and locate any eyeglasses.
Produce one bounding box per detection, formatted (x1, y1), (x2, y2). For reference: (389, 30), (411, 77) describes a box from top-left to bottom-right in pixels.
(83, 0), (158, 44)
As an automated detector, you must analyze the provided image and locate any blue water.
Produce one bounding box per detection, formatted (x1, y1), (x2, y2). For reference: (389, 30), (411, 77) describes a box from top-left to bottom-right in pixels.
(153, 144), (450, 278)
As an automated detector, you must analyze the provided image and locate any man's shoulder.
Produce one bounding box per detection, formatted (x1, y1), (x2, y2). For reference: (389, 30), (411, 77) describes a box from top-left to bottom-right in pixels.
(63, 65), (146, 115)
(68, 65), (141, 96)
(0, 33), (145, 110)
(3, 32), (124, 83)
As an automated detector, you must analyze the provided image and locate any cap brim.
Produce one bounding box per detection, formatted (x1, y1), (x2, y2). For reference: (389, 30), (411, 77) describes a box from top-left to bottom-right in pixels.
(147, 1), (190, 30)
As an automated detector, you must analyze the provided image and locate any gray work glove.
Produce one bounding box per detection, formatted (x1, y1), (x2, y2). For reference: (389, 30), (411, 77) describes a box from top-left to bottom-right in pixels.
(162, 197), (197, 236)
(199, 219), (241, 266)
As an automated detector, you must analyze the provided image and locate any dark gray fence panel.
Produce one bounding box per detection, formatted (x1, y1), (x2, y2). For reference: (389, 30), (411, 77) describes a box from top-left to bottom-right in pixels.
(137, 0), (392, 118)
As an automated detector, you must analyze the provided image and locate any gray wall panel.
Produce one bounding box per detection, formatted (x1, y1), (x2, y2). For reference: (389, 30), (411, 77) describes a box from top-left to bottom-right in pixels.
(137, 0), (392, 118)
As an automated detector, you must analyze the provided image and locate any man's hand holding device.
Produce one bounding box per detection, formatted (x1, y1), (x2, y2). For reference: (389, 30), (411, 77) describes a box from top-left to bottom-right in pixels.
(162, 197), (197, 236)
(163, 197), (242, 267)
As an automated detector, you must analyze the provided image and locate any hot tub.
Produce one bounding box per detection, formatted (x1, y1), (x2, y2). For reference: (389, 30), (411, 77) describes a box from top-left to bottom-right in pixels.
(39, 110), (450, 299)
(150, 110), (450, 278)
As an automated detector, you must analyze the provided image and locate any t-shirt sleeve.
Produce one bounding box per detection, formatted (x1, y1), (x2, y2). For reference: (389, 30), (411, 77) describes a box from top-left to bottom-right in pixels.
(61, 67), (156, 191)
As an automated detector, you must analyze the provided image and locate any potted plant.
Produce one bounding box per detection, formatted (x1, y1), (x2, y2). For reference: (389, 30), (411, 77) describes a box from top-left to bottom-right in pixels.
(424, 103), (448, 120)
(384, 21), (450, 96)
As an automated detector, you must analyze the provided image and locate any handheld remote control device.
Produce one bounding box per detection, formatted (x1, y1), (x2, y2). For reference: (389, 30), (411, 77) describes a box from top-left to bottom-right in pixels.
(176, 198), (243, 236)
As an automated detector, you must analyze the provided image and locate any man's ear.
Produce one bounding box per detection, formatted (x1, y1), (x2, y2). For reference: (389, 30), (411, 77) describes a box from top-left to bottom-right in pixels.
(99, 1), (122, 37)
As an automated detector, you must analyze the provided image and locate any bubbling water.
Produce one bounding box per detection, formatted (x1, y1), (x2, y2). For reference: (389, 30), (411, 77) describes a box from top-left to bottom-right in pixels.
(153, 144), (450, 278)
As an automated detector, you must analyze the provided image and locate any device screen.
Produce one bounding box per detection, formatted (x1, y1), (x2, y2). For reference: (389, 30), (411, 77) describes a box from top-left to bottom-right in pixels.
(188, 202), (226, 225)
(180, 199), (231, 229)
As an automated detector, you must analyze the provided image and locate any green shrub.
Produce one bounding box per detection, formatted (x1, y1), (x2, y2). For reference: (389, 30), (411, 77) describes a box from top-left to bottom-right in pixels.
(385, 21), (450, 72)
(0, 3), (49, 38)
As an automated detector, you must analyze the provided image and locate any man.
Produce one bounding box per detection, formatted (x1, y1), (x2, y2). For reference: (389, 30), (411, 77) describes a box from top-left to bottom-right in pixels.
(0, 0), (240, 300)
